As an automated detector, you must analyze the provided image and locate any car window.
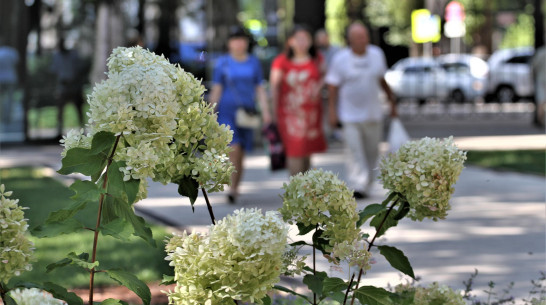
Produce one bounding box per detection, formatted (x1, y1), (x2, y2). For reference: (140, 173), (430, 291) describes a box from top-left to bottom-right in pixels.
(441, 62), (469, 74)
(505, 55), (531, 64)
(404, 65), (433, 73)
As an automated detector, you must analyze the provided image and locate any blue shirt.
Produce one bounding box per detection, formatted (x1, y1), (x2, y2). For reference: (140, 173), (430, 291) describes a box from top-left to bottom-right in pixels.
(212, 54), (263, 112)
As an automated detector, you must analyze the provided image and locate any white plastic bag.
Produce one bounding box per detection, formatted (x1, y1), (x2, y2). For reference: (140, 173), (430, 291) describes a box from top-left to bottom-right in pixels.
(387, 118), (410, 153)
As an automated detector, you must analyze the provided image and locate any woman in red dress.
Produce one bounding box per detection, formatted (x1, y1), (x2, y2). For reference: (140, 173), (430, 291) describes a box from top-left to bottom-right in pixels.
(270, 25), (327, 176)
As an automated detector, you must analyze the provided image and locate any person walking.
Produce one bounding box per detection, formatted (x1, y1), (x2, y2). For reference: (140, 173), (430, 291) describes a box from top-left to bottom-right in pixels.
(209, 26), (271, 204)
(270, 25), (327, 176)
(0, 37), (19, 124)
(325, 22), (397, 198)
(51, 38), (85, 137)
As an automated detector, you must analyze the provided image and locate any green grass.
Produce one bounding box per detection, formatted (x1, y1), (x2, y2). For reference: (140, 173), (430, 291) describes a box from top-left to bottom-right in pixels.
(0, 167), (173, 289)
(465, 150), (545, 176)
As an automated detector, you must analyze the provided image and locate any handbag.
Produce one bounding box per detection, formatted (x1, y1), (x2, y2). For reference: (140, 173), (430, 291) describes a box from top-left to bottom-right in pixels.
(387, 118), (410, 153)
(262, 123), (286, 171)
(235, 107), (261, 129)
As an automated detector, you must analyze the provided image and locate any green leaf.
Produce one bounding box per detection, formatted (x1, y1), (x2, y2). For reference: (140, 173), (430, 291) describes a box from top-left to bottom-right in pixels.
(354, 286), (393, 305)
(296, 222), (316, 235)
(100, 218), (133, 241)
(289, 240), (311, 247)
(89, 131), (116, 154)
(107, 161), (140, 204)
(70, 180), (103, 202)
(46, 252), (97, 273)
(160, 275), (176, 286)
(32, 218), (84, 237)
(322, 277), (347, 295)
(393, 201), (410, 221)
(378, 245), (415, 279)
(303, 274), (324, 296)
(42, 282), (84, 305)
(3, 294), (17, 305)
(261, 295), (272, 305)
(100, 299), (129, 305)
(58, 147), (107, 177)
(102, 196), (155, 246)
(175, 175), (199, 210)
(312, 229), (330, 255)
(370, 209), (399, 238)
(58, 131), (115, 178)
(330, 291), (347, 304)
(273, 285), (311, 303)
(357, 204), (387, 227)
(45, 200), (88, 224)
(105, 269), (151, 305)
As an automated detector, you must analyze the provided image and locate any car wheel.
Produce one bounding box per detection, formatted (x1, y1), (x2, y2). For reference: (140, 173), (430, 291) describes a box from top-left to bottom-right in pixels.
(496, 86), (516, 103)
(450, 89), (466, 104)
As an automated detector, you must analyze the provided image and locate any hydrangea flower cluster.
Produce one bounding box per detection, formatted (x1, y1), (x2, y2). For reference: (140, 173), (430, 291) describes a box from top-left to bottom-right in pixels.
(330, 240), (372, 271)
(394, 282), (465, 305)
(281, 245), (307, 276)
(165, 208), (288, 305)
(280, 169), (360, 253)
(379, 137), (466, 221)
(0, 185), (34, 284)
(61, 46), (233, 193)
(9, 288), (66, 305)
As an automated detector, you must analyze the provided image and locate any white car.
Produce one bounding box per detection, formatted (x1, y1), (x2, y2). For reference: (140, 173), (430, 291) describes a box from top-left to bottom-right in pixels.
(385, 57), (449, 105)
(385, 55), (489, 104)
(437, 54), (489, 103)
(486, 47), (534, 103)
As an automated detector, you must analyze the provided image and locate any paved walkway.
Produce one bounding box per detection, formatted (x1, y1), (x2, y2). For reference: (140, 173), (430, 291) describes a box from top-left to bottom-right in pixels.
(0, 135), (544, 303)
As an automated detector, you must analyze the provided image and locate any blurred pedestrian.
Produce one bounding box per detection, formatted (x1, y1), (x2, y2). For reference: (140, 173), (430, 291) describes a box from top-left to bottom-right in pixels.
(325, 22), (397, 198)
(270, 25), (327, 176)
(0, 36), (19, 124)
(314, 29), (340, 69)
(531, 46), (546, 127)
(209, 26), (271, 204)
(51, 38), (85, 138)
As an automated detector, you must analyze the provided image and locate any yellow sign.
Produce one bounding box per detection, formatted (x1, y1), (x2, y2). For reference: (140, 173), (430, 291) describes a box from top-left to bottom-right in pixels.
(411, 9), (441, 43)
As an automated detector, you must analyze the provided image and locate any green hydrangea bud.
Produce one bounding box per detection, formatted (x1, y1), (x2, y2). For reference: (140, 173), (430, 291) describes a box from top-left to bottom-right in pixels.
(0, 185), (34, 284)
(280, 169), (360, 254)
(395, 282), (465, 305)
(379, 137), (466, 221)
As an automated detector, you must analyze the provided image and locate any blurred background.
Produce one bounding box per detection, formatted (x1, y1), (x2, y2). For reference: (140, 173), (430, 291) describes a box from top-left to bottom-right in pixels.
(0, 0), (544, 143)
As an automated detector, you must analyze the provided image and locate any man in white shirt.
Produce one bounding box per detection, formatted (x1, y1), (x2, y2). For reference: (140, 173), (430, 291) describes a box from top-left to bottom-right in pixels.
(325, 22), (397, 198)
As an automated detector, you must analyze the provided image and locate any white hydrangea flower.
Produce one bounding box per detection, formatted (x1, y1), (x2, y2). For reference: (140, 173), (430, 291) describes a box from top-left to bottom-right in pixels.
(0, 185), (34, 284)
(9, 288), (66, 305)
(165, 208), (288, 305)
(60, 46), (234, 198)
(330, 239), (371, 271)
(379, 137), (466, 221)
(280, 169), (360, 255)
(394, 282), (465, 305)
(59, 129), (91, 157)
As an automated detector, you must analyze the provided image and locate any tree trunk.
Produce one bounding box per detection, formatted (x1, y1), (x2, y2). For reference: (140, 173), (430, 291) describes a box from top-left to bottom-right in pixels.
(294, 0), (325, 34)
(90, 0), (125, 84)
(535, 0), (545, 48)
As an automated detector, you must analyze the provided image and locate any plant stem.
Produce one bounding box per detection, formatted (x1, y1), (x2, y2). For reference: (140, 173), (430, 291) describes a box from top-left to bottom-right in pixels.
(0, 282), (8, 304)
(201, 188), (216, 225)
(312, 224), (319, 305)
(342, 273), (355, 305)
(89, 135), (121, 305)
(349, 198), (400, 305)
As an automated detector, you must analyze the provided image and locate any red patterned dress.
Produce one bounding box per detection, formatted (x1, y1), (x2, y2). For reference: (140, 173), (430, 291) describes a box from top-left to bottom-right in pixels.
(271, 54), (327, 157)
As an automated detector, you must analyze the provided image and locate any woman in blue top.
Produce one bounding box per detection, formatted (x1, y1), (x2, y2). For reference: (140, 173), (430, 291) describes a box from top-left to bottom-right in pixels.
(209, 27), (271, 204)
